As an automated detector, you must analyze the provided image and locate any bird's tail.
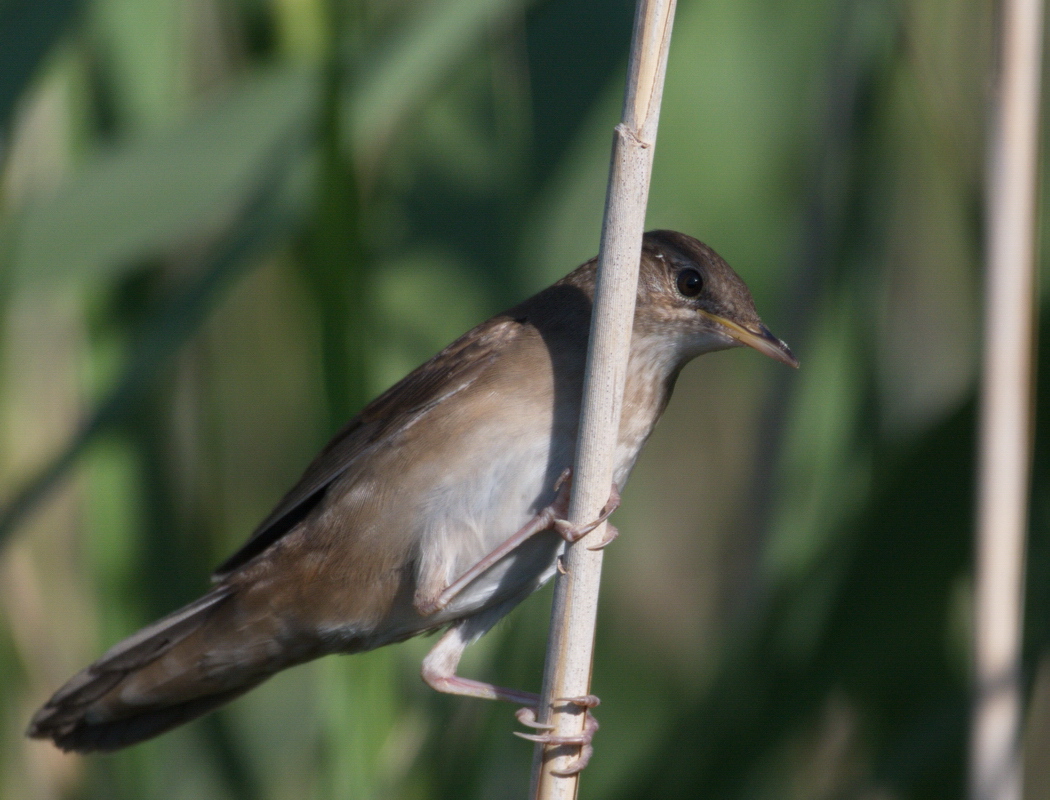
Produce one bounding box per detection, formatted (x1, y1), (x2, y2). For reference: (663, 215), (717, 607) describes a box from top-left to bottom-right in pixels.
(27, 585), (307, 753)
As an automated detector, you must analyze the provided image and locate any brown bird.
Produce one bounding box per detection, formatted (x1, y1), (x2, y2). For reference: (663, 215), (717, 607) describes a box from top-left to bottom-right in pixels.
(28, 230), (796, 762)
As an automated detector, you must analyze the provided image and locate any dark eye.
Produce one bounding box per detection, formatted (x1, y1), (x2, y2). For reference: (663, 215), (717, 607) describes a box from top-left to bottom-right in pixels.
(676, 268), (703, 297)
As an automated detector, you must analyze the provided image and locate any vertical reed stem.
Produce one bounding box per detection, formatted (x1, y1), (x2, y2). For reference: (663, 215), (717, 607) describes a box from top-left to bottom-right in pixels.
(530, 2), (678, 796)
(972, 1), (1043, 798)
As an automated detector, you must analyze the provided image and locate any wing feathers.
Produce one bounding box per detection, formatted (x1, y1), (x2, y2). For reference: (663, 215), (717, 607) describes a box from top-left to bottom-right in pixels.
(213, 317), (519, 576)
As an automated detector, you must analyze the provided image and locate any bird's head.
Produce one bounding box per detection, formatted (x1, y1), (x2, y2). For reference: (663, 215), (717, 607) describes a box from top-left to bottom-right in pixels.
(635, 230), (798, 369)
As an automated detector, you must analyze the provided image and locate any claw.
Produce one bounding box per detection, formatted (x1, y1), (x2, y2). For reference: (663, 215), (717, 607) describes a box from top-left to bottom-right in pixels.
(518, 712), (599, 776)
(515, 706), (554, 730)
(514, 730), (590, 745)
(586, 523), (619, 551)
(551, 744), (593, 777)
(516, 695), (600, 776)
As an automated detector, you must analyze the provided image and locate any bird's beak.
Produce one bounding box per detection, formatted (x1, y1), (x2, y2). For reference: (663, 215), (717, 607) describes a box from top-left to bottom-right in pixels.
(701, 312), (800, 368)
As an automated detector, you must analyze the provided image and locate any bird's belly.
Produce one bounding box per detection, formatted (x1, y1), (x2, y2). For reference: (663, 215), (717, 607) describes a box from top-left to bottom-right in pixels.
(417, 430), (568, 622)
(413, 402), (657, 624)
(318, 387), (657, 645)
(434, 533), (563, 624)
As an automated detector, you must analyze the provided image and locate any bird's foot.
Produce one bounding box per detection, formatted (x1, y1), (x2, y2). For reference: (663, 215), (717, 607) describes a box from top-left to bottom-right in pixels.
(548, 469), (621, 546)
(514, 695), (601, 776)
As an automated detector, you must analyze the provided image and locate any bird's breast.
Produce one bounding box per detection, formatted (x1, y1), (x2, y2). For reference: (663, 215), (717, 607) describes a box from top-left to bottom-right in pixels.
(413, 405), (570, 619)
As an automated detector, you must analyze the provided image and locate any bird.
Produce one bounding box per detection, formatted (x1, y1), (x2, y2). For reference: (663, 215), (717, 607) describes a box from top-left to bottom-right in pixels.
(27, 229), (797, 766)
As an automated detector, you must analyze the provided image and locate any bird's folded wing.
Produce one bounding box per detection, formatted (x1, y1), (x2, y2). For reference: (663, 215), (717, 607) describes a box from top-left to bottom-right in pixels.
(212, 316), (522, 576)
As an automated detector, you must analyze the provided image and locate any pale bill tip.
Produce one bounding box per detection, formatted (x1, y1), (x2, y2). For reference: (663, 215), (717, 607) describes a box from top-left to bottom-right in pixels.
(703, 312), (799, 368)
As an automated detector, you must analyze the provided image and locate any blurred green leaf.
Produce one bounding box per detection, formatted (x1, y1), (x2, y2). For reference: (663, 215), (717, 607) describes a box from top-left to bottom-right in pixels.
(0, 135), (302, 545)
(91, 0), (185, 129)
(5, 67), (316, 287)
(349, 0), (533, 169)
(0, 0), (81, 135)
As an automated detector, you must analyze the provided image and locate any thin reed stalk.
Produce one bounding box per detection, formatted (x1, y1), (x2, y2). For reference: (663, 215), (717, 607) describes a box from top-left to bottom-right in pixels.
(529, 1), (678, 796)
(971, 1), (1044, 798)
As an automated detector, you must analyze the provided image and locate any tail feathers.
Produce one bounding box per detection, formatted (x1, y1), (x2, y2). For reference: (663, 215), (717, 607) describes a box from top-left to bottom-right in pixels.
(26, 587), (268, 753)
(29, 685), (258, 753)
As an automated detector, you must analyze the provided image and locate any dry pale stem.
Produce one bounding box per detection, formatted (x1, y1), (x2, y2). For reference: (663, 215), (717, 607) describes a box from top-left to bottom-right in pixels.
(529, 1), (678, 798)
(971, 1), (1044, 799)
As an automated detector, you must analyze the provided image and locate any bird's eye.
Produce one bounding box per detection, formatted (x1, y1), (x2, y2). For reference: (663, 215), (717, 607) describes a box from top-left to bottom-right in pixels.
(676, 268), (703, 297)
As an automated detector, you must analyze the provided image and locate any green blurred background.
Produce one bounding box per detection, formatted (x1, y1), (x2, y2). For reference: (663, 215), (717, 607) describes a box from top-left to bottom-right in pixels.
(0, 0), (1046, 797)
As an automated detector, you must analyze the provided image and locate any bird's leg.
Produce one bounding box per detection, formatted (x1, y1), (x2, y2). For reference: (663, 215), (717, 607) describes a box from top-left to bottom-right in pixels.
(416, 470), (620, 617)
(421, 622), (539, 706)
(421, 620), (600, 776)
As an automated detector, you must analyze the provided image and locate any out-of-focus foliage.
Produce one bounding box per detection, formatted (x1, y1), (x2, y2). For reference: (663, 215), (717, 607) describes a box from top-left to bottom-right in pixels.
(0, 0), (1044, 798)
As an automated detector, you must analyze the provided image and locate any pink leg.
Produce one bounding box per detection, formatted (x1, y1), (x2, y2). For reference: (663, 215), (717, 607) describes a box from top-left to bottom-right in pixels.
(421, 623), (539, 706)
(421, 621), (601, 775)
(417, 471), (620, 617)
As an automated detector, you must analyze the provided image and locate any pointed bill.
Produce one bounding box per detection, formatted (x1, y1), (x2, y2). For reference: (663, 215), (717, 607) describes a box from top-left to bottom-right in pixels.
(701, 311), (799, 368)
